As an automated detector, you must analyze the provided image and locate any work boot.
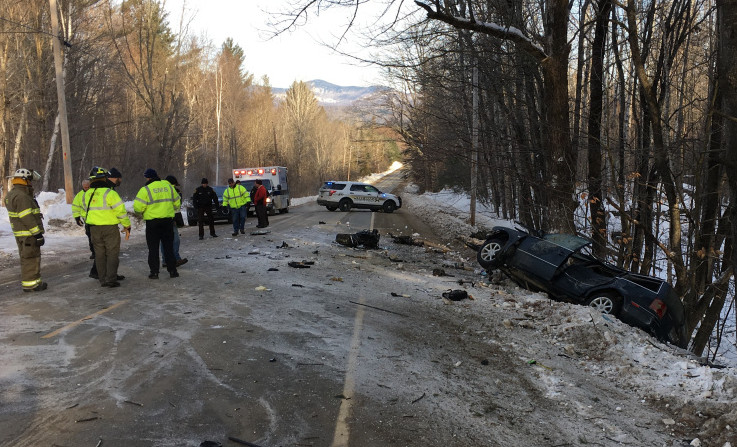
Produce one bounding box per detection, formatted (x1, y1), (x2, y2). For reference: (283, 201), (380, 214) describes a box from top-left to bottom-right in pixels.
(211, 233), (218, 238)
(232, 232), (238, 237)
(199, 236), (204, 240)
(23, 282), (48, 292)
(101, 281), (121, 288)
(169, 270), (179, 278)
(148, 273), (159, 279)
(240, 229), (245, 234)
(116, 275), (125, 280)
(176, 258), (188, 267)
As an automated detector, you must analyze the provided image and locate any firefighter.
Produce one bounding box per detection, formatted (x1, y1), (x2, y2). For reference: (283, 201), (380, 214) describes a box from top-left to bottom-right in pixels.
(72, 178), (99, 278)
(134, 168), (180, 279)
(223, 177), (250, 236)
(82, 167), (131, 287)
(5, 168), (47, 292)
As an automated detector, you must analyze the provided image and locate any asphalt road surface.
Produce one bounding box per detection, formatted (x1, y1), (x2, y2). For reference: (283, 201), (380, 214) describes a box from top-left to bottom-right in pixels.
(0, 171), (716, 447)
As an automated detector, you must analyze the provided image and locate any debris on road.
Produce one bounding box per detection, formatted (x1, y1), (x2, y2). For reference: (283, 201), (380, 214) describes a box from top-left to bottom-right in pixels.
(391, 292), (411, 298)
(335, 229), (380, 248)
(442, 289), (469, 301)
(288, 261), (312, 268)
(277, 241), (289, 248)
(389, 233), (424, 246)
(255, 286), (271, 291)
(251, 230), (270, 235)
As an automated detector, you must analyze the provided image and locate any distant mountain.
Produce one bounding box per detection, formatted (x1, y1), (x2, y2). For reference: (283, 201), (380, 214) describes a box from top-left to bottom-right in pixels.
(272, 80), (386, 106)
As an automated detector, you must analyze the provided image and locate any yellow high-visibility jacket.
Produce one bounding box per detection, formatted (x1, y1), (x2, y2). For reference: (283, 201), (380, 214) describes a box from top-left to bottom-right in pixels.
(5, 183), (44, 238)
(72, 189), (85, 218)
(134, 179), (181, 219)
(223, 184), (250, 208)
(81, 185), (131, 227)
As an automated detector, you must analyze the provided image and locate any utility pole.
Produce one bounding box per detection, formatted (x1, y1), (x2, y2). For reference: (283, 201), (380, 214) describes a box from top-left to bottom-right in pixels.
(470, 63), (479, 226)
(49, 0), (73, 203)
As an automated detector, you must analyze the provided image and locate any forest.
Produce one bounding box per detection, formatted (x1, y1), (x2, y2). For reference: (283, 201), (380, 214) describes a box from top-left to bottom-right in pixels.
(1, 0), (736, 359)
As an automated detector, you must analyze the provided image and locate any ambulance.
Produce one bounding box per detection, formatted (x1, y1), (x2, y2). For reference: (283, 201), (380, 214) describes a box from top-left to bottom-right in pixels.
(232, 166), (290, 215)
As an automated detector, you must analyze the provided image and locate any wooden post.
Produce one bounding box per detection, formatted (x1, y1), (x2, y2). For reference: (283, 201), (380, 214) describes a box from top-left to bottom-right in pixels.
(49, 0), (73, 203)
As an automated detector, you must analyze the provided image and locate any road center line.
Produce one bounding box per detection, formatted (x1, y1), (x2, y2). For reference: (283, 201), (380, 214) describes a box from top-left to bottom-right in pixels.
(331, 297), (366, 447)
(41, 300), (129, 339)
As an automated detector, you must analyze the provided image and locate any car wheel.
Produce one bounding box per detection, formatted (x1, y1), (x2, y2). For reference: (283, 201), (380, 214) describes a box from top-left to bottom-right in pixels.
(383, 201), (396, 213)
(477, 236), (506, 269)
(339, 199), (352, 212)
(326, 206), (338, 211)
(586, 293), (623, 315)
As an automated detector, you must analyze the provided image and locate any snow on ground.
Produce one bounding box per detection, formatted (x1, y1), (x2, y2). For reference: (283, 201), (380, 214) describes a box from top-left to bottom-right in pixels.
(2, 165), (737, 444)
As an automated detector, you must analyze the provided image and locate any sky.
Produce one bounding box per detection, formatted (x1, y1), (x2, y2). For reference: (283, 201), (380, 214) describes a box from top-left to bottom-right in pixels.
(163, 0), (389, 88)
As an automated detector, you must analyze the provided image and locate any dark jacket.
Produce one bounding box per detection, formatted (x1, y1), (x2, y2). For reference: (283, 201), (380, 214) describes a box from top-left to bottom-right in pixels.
(192, 185), (219, 209)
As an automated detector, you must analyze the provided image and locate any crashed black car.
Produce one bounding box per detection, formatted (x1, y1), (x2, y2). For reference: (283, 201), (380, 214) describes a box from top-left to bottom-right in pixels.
(477, 225), (688, 348)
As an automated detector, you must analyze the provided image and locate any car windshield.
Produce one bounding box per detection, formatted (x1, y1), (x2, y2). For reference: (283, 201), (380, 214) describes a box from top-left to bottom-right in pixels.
(212, 186), (227, 199)
(543, 233), (591, 252)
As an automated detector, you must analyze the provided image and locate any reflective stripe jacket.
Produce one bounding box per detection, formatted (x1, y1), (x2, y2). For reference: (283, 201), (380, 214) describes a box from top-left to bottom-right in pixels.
(72, 189), (85, 218)
(223, 184), (250, 208)
(134, 179), (181, 219)
(5, 183), (44, 238)
(81, 185), (131, 227)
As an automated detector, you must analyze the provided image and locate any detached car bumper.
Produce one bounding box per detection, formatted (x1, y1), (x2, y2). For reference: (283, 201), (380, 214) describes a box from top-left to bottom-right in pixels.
(186, 206), (231, 225)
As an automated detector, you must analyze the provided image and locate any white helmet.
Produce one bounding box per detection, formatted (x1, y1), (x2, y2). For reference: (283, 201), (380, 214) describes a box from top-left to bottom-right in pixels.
(13, 168), (41, 181)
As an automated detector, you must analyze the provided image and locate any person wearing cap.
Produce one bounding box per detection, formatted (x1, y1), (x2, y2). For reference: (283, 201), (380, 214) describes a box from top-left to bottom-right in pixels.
(160, 175), (187, 268)
(71, 178), (98, 278)
(5, 168), (47, 292)
(134, 168), (181, 279)
(191, 177), (219, 240)
(82, 166), (131, 287)
(108, 167), (123, 189)
(223, 177), (250, 236)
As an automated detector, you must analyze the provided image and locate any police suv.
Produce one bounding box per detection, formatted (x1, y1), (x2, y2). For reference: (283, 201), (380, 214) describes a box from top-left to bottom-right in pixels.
(317, 181), (402, 213)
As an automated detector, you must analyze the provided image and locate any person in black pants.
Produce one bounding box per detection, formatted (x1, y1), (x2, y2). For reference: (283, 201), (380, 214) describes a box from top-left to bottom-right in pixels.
(192, 178), (219, 240)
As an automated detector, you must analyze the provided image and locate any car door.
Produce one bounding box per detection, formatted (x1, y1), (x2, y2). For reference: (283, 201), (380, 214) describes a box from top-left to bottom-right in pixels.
(349, 184), (371, 207)
(508, 234), (590, 281)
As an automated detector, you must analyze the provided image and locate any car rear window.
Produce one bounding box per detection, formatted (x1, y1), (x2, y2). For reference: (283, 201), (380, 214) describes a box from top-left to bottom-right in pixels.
(323, 182), (346, 190)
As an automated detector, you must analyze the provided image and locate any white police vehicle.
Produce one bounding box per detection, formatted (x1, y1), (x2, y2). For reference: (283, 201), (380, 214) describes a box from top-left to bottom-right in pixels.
(317, 181), (402, 213)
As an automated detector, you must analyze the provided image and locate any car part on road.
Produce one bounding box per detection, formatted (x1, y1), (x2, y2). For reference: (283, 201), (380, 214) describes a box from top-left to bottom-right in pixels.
(335, 229), (380, 248)
(442, 289), (469, 301)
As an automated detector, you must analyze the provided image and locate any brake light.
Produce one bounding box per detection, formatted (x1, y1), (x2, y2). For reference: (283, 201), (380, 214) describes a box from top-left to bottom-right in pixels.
(328, 190), (337, 196)
(649, 299), (667, 319)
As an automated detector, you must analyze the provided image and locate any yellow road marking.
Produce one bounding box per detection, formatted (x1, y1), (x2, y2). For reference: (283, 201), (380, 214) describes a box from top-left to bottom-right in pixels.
(41, 300), (129, 339)
(331, 297), (366, 447)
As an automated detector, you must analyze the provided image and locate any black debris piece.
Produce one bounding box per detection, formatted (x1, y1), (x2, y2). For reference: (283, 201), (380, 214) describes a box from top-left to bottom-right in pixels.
(442, 289), (468, 301)
(319, 221), (326, 224)
(277, 241), (289, 248)
(199, 442), (222, 447)
(292, 284), (304, 287)
(288, 261), (311, 268)
(389, 232), (424, 246)
(335, 229), (380, 249)
(268, 268), (279, 271)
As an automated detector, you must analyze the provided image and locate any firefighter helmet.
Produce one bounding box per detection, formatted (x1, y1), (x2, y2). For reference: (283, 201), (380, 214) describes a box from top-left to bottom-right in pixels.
(13, 168), (41, 181)
(89, 166), (109, 180)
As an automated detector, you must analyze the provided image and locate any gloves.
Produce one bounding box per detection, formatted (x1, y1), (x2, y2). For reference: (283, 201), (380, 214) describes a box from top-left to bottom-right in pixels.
(75, 216), (83, 226)
(34, 235), (45, 247)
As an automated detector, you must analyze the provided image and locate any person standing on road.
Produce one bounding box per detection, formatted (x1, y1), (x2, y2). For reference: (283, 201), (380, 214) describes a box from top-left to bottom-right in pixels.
(82, 167), (131, 288)
(253, 179), (269, 228)
(72, 178), (98, 278)
(5, 168), (47, 292)
(134, 168), (181, 279)
(223, 177), (249, 236)
(192, 178), (219, 240)
(160, 175), (187, 268)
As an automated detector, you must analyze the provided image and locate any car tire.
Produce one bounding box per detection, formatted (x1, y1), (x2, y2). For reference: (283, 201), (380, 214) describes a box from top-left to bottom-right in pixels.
(326, 206), (338, 211)
(586, 293), (623, 315)
(382, 201), (396, 213)
(187, 208), (198, 226)
(339, 199), (352, 212)
(477, 235), (506, 269)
